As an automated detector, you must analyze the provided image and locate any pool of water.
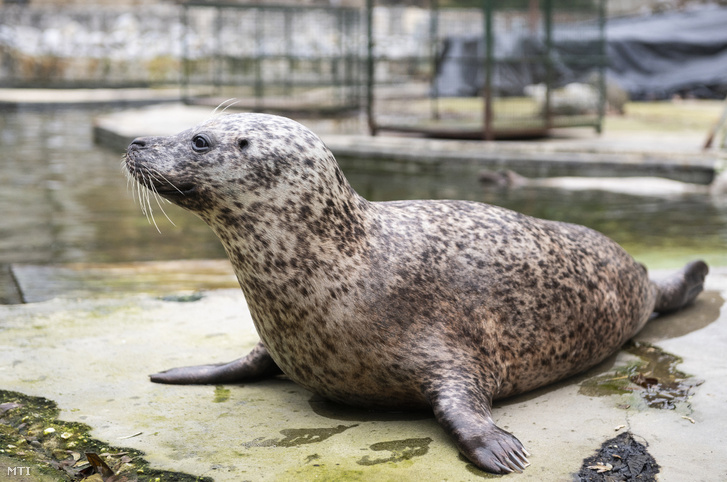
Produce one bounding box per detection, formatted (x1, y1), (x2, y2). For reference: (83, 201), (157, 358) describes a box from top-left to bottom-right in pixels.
(1, 108), (725, 270)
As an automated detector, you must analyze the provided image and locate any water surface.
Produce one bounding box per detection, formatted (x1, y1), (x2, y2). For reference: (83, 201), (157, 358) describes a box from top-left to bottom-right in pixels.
(1, 108), (725, 270)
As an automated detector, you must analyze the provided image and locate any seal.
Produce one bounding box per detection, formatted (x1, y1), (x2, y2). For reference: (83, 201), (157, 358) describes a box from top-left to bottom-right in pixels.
(478, 169), (727, 197)
(124, 113), (708, 474)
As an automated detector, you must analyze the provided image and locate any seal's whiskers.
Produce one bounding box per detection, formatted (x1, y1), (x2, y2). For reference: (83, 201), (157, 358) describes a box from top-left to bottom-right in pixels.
(211, 98), (239, 118)
(122, 154), (175, 233)
(143, 168), (178, 227)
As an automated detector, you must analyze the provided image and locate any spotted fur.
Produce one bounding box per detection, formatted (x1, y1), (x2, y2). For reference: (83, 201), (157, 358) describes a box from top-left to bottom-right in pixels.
(124, 113), (708, 474)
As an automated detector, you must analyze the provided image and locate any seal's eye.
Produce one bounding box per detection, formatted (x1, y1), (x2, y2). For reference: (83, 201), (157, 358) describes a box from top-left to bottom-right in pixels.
(238, 139), (249, 150)
(191, 134), (211, 152)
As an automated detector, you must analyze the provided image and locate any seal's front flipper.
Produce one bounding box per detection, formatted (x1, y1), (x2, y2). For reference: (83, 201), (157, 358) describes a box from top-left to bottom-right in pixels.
(423, 377), (530, 474)
(150, 341), (282, 384)
(653, 260), (709, 314)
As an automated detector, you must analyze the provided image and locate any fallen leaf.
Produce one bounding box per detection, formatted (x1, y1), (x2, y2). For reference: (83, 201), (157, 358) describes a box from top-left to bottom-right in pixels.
(82, 475), (104, 482)
(587, 462), (613, 473)
(630, 373), (659, 388)
(627, 454), (648, 475)
(0, 402), (22, 414)
(85, 452), (115, 478)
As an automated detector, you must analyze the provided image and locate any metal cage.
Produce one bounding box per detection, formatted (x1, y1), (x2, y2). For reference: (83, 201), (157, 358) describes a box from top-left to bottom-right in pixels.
(181, 1), (365, 116)
(366, 0), (607, 139)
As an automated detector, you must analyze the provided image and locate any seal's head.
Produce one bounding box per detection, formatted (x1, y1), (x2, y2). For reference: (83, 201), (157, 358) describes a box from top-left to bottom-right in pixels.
(124, 113), (348, 217)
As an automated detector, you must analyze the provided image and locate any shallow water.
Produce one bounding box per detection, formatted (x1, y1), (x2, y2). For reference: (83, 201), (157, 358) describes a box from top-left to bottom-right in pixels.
(1, 108), (725, 270)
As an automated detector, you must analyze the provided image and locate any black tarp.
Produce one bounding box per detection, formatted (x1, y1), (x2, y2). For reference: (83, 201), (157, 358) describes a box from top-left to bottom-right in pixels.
(604, 5), (727, 99)
(433, 5), (727, 100)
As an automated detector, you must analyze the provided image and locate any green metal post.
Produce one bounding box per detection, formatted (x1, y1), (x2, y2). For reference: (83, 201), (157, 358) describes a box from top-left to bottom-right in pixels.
(366, 0), (376, 135)
(181, 4), (189, 103)
(483, 0), (494, 140)
(596, 0), (606, 134)
(285, 9), (293, 99)
(254, 7), (263, 111)
(544, 0), (553, 129)
(430, 0), (439, 121)
(215, 6), (222, 96)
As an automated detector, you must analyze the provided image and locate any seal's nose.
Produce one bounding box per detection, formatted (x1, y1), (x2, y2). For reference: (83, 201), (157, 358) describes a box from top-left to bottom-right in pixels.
(129, 137), (148, 148)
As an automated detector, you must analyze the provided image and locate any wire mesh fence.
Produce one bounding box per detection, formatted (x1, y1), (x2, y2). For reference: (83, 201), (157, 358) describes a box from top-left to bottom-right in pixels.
(181, 2), (365, 116)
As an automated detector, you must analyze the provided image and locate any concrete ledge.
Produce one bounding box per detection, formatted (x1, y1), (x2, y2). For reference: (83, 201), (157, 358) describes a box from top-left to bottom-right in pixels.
(94, 104), (723, 184)
(0, 88), (186, 111)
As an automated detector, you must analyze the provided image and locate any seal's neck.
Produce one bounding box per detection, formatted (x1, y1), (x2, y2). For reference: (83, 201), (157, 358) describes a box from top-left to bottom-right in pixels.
(205, 166), (372, 301)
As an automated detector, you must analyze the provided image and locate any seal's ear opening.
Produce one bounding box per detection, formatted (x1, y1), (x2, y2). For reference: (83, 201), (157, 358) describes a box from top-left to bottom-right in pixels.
(238, 139), (250, 151)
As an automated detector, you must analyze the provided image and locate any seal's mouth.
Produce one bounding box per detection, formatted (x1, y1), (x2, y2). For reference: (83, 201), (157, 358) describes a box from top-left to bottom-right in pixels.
(154, 182), (197, 198)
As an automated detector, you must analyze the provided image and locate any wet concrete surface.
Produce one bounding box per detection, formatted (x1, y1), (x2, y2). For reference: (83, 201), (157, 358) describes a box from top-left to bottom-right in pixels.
(1, 261), (726, 481)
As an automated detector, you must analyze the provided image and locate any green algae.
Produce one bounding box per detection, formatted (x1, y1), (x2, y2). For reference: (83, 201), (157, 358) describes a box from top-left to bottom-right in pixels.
(283, 464), (369, 481)
(213, 386), (231, 403)
(0, 389), (211, 481)
(356, 437), (433, 466)
(579, 341), (703, 410)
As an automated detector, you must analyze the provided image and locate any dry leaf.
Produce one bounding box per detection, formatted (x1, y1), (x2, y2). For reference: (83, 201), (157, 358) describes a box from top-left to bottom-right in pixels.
(85, 452), (115, 478)
(587, 462), (613, 473)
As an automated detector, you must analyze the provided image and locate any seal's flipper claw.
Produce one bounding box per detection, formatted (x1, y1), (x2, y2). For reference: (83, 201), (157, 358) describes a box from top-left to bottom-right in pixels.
(463, 427), (529, 474)
(150, 341), (282, 385)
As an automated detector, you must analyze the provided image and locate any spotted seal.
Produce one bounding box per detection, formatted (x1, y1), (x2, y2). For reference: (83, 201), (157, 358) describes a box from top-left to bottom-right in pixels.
(124, 113), (708, 474)
(478, 169), (727, 197)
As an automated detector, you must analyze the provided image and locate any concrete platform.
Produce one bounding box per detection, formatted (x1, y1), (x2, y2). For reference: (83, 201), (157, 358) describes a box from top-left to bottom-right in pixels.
(93, 103), (725, 184)
(1, 261), (726, 481)
(0, 88), (188, 110)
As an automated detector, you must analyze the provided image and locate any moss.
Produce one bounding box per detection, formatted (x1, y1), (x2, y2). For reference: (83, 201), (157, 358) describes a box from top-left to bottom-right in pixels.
(213, 386), (231, 403)
(356, 437), (432, 466)
(0, 390), (211, 481)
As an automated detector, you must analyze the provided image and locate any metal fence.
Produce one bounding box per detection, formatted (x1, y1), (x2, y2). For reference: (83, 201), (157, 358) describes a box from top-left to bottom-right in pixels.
(0, 1), (605, 138)
(368, 0), (607, 139)
(181, 1), (365, 116)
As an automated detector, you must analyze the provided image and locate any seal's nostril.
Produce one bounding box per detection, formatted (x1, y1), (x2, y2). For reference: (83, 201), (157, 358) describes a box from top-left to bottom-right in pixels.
(130, 137), (147, 148)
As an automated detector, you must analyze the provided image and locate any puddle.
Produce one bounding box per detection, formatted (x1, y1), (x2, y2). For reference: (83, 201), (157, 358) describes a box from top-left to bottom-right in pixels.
(576, 432), (659, 481)
(356, 437), (433, 466)
(579, 341), (703, 410)
(0, 389), (211, 481)
(636, 291), (724, 342)
(242, 424), (358, 448)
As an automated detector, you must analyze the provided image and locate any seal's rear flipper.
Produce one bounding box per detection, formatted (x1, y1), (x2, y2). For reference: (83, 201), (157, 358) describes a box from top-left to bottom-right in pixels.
(150, 341), (282, 384)
(423, 376), (530, 474)
(652, 260), (709, 314)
